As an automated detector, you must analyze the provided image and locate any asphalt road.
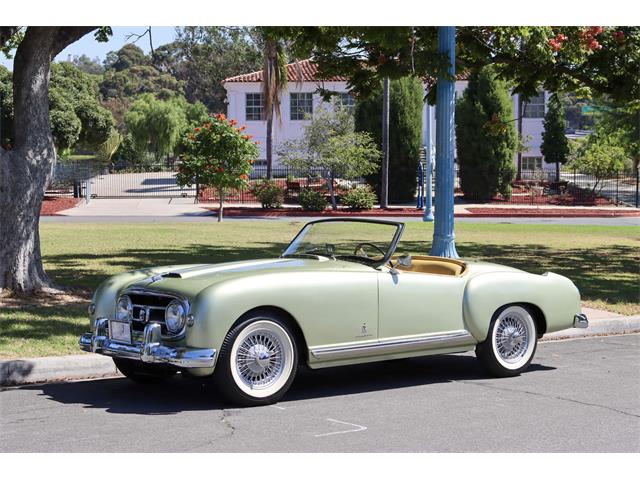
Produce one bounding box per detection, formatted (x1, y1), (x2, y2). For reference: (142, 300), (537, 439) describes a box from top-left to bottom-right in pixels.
(1, 334), (638, 453)
(40, 215), (640, 226)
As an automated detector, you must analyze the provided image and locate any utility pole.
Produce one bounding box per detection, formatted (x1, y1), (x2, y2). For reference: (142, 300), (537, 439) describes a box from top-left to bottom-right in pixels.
(381, 77), (390, 209)
(430, 26), (459, 258)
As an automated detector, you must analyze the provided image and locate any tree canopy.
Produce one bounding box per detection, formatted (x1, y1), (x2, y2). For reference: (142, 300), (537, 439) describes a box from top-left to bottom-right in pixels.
(541, 93), (570, 180)
(271, 26), (639, 103)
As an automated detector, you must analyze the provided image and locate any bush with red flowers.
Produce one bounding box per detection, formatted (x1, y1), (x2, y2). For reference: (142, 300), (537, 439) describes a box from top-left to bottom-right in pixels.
(177, 114), (259, 221)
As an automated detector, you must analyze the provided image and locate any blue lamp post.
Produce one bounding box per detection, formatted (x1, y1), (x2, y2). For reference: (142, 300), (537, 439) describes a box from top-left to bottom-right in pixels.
(430, 26), (459, 258)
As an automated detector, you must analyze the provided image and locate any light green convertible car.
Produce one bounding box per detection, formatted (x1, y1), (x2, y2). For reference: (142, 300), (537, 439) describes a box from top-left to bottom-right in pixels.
(80, 218), (588, 406)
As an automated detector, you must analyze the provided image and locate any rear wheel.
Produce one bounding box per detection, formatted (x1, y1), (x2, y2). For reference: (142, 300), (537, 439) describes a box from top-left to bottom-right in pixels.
(212, 313), (298, 407)
(113, 358), (177, 384)
(475, 305), (538, 377)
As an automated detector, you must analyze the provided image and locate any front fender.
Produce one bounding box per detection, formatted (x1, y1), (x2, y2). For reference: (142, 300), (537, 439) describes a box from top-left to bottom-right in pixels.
(463, 271), (581, 342)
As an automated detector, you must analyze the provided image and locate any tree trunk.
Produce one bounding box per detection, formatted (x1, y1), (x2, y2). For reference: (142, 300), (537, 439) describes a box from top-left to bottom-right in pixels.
(266, 113), (273, 180)
(555, 161), (560, 182)
(0, 27), (95, 295)
(327, 171), (337, 210)
(218, 189), (224, 222)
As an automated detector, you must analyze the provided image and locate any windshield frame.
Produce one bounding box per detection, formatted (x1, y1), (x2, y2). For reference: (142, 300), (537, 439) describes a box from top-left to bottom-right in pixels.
(281, 218), (405, 268)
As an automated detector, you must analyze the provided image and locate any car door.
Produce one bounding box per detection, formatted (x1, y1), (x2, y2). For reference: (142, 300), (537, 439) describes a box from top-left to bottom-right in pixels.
(377, 268), (467, 340)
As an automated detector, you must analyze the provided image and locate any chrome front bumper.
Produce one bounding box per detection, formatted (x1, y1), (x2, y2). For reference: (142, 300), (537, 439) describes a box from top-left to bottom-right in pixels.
(573, 313), (589, 329)
(79, 318), (216, 368)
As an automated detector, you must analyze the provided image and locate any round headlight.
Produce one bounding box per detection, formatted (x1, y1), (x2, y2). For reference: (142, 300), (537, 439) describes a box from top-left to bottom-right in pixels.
(88, 303), (96, 316)
(165, 300), (186, 334)
(116, 295), (132, 322)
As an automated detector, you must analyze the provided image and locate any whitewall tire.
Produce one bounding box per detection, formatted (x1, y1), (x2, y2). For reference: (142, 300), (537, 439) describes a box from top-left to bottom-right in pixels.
(476, 305), (538, 377)
(213, 313), (298, 406)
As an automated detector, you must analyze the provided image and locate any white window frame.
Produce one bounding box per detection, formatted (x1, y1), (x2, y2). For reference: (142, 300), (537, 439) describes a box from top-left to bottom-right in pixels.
(339, 92), (355, 110)
(245, 93), (264, 121)
(290, 92), (313, 120)
(523, 91), (545, 118)
(521, 156), (544, 171)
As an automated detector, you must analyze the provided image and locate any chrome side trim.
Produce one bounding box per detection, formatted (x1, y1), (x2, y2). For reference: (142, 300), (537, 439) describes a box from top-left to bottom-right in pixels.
(79, 319), (215, 368)
(573, 313), (588, 329)
(309, 330), (476, 362)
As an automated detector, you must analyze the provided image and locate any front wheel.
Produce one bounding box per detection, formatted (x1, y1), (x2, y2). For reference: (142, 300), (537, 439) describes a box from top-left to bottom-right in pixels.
(212, 313), (298, 407)
(475, 305), (538, 377)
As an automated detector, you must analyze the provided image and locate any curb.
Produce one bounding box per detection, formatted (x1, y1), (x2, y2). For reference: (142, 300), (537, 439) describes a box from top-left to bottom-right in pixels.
(0, 354), (119, 387)
(204, 208), (640, 219)
(540, 316), (640, 342)
(2, 316), (639, 387)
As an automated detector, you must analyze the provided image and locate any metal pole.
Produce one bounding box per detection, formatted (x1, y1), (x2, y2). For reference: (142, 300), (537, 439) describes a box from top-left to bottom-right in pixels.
(423, 104), (434, 222)
(636, 168), (640, 208)
(416, 162), (424, 209)
(430, 26), (459, 258)
(381, 77), (390, 209)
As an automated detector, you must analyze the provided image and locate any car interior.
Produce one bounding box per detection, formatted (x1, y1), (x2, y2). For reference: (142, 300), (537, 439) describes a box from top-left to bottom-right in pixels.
(392, 255), (467, 276)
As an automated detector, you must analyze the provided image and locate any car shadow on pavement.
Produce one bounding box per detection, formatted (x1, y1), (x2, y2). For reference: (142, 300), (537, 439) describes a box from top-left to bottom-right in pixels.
(20, 354), (554, 414)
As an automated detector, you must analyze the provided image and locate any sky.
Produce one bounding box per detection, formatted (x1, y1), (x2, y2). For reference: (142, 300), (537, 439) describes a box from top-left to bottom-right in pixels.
(0, 26), (178, 70)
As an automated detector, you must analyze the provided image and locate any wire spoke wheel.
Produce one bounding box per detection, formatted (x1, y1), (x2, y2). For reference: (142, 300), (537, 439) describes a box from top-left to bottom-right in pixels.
(228, 319), (296, 400)
(477, 305), (538, 377)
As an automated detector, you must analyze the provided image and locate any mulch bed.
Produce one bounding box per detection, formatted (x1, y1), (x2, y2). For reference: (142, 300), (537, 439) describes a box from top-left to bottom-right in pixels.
(465, 207), (640, 217)
(209, 206), (640, 218)
(40, 196), (81, 216)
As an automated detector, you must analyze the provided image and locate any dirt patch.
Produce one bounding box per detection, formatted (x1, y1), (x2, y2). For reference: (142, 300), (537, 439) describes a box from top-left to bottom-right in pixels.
(0, 290), (91, 309)
(40, 196), (81, 216)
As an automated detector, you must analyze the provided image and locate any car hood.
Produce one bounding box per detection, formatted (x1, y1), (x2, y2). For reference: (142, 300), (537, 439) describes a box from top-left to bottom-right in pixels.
(124, 257), (372, 298)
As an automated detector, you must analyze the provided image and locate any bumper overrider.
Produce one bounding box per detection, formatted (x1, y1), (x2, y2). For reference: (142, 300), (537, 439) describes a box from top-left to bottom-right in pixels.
(573, 313), (589, 329)
(79, 318), (216, 368)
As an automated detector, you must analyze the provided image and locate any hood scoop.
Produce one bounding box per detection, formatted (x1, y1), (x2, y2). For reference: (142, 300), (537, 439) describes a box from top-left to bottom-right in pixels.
(161, 272), (182, 279)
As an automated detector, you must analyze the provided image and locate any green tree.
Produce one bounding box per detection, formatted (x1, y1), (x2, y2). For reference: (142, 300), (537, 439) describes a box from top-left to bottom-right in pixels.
(278, 103), (380, 209)
(176, 114), (259, 221)
(68, 54), (104, 75)
(569, 131), (629, 194)
(592, 98), (639, 172)
(541, 93), (570, 181)
(104, 43), (148, 71)
(123, 93), (207, 163)
(456, 66), (517, 201)
(1, 61), (114, 154)
(154, 27), (263, 113)
(355, 76), (423, 203)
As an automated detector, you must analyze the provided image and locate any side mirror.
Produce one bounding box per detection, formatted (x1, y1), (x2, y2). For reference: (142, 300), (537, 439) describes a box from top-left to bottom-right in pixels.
(397, 255), (413, 268)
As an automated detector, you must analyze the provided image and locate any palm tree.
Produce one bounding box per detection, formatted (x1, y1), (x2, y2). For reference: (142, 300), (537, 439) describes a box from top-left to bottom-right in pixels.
(261, 36), (288, 179)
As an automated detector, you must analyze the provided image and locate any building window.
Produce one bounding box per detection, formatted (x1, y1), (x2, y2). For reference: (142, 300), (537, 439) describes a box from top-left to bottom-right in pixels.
(290, 92), (313, 120)
(339, 92), (355, 111)
(245, 93), (264, 121)
(521, 156), (544, 171)
(523, 91), (545, 118)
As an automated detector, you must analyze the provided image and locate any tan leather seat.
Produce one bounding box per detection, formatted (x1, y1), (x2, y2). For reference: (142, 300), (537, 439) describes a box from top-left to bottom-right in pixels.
(394, 255), (466, 276)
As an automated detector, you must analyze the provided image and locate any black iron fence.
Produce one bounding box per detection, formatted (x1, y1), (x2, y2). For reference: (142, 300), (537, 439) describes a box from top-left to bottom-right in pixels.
(417, 163), (639, 208)
(49, 161), (368, 202)
(50, 158), (639, 208)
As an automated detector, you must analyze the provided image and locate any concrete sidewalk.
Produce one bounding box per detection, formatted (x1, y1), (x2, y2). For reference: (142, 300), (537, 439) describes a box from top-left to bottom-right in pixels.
(56, 198), (640, 218)
(2, 309), (638, 387)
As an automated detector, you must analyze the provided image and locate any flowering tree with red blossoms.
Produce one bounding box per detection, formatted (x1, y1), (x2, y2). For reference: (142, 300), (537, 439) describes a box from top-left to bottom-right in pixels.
(177, 114), (259, 222)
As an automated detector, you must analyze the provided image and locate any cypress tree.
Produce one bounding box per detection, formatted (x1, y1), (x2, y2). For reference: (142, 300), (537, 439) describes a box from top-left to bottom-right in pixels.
(541, 93), (570, 181)
(355, 76), (423, 203)
(455, 66), (517, 201)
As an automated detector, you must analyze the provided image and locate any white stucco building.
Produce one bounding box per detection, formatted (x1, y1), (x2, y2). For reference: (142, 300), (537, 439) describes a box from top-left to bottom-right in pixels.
(223, 59), (549, 172)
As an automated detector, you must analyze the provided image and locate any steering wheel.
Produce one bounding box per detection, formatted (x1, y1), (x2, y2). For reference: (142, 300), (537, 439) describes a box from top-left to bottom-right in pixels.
(354, 242), (386, 258)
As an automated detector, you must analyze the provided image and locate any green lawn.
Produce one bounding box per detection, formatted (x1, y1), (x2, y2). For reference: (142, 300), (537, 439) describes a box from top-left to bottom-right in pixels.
(1, 222), (638, 359)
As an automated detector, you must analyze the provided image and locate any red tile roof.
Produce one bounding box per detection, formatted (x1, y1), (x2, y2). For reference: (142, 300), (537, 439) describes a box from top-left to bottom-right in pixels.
(223, 59), (349, 84)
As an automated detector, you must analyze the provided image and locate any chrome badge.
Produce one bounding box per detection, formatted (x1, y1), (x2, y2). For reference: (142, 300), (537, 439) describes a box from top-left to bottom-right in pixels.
(138, 308), (147, 323)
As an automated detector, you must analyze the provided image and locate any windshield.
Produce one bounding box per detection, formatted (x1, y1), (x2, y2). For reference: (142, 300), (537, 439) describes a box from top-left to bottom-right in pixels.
(282, 219), (404, 267)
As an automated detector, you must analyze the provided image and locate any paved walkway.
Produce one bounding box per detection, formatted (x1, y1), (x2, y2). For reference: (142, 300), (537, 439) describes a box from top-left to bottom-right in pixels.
(58, 198), (640, 218)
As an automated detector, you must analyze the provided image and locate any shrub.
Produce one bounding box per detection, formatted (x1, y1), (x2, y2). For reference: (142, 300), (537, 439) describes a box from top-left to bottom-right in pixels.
(341, 186), (377, 210)
(252, 179), (285, 209)
(455, 65), (517, 202)
(298, 188), (328, 211)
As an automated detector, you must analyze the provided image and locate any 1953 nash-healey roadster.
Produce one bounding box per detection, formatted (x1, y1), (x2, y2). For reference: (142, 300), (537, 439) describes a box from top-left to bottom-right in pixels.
(80, 219), (588, 406)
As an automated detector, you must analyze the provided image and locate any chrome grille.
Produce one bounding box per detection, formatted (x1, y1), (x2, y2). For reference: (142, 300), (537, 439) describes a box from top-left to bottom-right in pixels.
(125, 291), (180, 337)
